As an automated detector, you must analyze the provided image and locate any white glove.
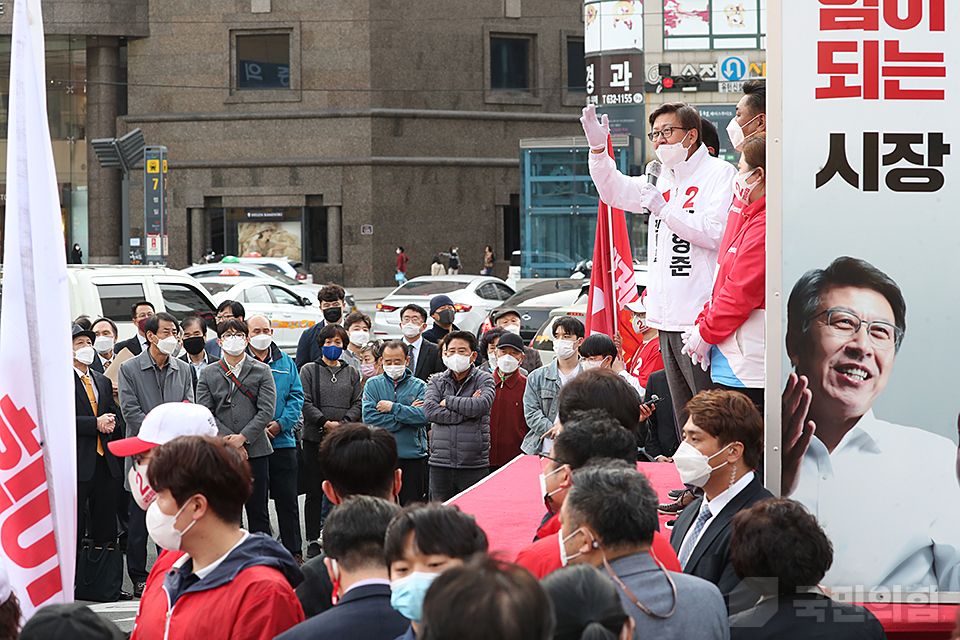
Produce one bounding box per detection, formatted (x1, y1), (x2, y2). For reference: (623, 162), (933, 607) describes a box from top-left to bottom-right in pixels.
(580, 104), (610, 151)
(640, 183), (667, 217)
(681, 325), (712, 371)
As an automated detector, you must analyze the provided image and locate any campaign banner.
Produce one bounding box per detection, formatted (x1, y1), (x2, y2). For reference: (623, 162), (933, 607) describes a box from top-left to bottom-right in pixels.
(0, 0), (77, 615)
(776, 0), (960, 598)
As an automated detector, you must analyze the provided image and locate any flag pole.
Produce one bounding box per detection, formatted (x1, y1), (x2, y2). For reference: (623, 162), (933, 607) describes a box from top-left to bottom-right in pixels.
(607, 137), (618, 333)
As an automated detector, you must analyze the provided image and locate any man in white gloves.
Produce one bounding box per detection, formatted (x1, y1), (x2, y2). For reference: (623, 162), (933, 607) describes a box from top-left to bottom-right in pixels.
(580, 103), (735, 428)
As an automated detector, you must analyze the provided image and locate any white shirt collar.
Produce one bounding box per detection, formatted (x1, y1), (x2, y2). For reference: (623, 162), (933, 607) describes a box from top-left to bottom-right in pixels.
(172, 530), (250, 580)
(405, 335), (423, 350)
(74, 366), (91, 378)
(227, 354), (246, 377)
(704, 469), (755, 516)
(343, 577), (391, 595)
(138, 334), (149, 350)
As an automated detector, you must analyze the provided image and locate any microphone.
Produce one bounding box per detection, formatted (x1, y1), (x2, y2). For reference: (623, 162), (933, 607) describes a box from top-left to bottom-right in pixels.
(643, 161), (662, 216)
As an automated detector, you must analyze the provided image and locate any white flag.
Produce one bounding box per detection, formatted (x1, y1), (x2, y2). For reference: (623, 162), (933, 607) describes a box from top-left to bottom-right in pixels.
(0, 0), (77, 616)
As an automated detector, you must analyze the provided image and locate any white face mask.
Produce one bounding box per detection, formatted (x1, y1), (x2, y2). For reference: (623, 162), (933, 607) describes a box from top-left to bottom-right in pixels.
(401, 322), (422, 339)
(559, 526), (594, 567)
(502, 324), (522, 336)
(384, 364), (406, 380)
(74, 345), (96, 366)
(155, 336), (179, 356)
(249, 334), (272, 351)
(128, 461), (157, 511)
(349, 330), (370, 347)
(145, 499), (197, 551)
(94, 335), (115, 354)
(672, 441), (733, 487)
(497, 354), (520, 375)
(443, 353), (472, 374)
(726, 113), (762, 151)
(221, 335), (248, 356)
(655, 130), (691, 168)
(553, 338), (578, 361)
(733, 167), (762, 203)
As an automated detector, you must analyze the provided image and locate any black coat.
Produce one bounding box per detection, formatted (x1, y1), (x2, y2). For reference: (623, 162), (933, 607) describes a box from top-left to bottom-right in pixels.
(113, 335), (143, 357)
(728, 592), (887, 640)
(670, 474), (773, 614)
(412, 338), (444, 382)
(279, 584), (409, 640)
(75, 370), (123, 482)
(643, 370), (679, 458)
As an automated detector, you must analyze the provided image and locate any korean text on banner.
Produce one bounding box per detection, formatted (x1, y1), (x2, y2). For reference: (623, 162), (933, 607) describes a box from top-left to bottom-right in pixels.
(585, 137), (643, 368)
(0, 0), (77, 615)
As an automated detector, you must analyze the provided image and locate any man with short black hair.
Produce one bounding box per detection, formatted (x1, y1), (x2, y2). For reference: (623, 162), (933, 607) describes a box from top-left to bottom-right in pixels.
(398, 304), (443, 381)
(114, 300), (155, 357)
(561, 461), (728, 638)
(296, 424), (403, 618)
(204, 300), (246, 360)
(118, 311), (194, 597)
(362, 340), (429, 506)
(90, 317), (120, 374)
(424, 331), (496, 502)
(179, 315), (217, 391)
(491, 308), (542, 371)
(422, 295), (459, 344)
(297, 283), (347, 369)
(277, 497), (407, 640)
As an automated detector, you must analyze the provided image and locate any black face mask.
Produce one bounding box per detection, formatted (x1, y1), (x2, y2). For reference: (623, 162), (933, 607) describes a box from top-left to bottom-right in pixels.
(437, 309), (456, 325)
(323, 307), (343, 323)
(182, 336), (206, 356)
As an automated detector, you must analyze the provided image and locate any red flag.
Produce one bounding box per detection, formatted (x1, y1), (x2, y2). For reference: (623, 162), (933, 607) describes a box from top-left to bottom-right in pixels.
(585, 138), (643, 368)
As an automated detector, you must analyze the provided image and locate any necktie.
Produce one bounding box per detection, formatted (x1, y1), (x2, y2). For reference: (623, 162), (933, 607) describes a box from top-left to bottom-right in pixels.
(679, 504), (712, 569)
(409, 345), (416, 369)
(104, 359), (112, 369)
(83, 376), (104, 456)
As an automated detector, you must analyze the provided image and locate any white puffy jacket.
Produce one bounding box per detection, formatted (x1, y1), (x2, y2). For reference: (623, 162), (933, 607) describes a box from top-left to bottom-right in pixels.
(589, 144), (736, 331)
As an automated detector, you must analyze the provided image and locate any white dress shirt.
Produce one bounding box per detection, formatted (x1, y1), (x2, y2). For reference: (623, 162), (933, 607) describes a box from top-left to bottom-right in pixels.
(74, 367), (100, 404)
(677, 470), (755, 564)
(405, 335), (423, 374)
(792, 410), (960, 591)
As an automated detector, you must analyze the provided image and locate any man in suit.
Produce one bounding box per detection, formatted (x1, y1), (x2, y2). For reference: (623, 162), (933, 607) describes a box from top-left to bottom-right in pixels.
(296, 284), (346, 369)
(644, 370), (678, 462)
(197, 317), (277, 535)
(728, 497), (886, 639)
(113, 300), (155, 357)
(397, 304), (444, 382)
(670, 389), (772, 614)
(90, 317), (119, 375)
(276, 496), (407, 640)
(72, 325), (123, 550)
(561, 460), (729, 639)
(117, 312), (194, 597)
(180, 314), (218, 393)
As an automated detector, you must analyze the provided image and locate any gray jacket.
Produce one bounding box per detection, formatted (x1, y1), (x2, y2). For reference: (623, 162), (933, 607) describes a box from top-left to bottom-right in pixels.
(118, 349), (194, 488)
(609, 552), (729, 640)
(423, 367), (495, 469)
(196, 356), (277, 458)
(300, 359), (363, 442)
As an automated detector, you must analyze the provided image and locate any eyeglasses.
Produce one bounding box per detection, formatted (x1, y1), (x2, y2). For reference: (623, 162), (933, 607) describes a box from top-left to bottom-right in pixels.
(221, 332), (246, 339)
(216, 314), (235, 321)
(810, 308), (903, 349)
(647, 126), (688, 142)
(538, 453), (567, 473)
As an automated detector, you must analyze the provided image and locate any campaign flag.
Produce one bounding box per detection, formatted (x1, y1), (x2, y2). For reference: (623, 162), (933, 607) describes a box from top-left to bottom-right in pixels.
(0, 0), (77, 615)
(584, 137), (643, 368)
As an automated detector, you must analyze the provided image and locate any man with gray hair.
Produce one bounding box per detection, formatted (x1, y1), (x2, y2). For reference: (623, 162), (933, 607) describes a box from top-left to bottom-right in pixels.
(559, 459), (728, 639)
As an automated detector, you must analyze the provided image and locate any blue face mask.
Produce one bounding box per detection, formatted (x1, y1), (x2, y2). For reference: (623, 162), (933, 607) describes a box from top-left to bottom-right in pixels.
(390, 571), (439, 623)
(322, 344), (344, 361)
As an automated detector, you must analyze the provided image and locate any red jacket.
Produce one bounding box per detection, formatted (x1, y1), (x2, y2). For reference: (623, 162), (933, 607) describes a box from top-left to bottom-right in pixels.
(514, 530), (681, 579)
(631, 338), (664, 390)
(131, 533), (305, 640)
(489, 371), (527, 466)
(396, 252), (409, 273)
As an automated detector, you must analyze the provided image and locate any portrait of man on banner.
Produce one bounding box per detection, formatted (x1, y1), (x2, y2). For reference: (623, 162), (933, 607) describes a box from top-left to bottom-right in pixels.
(781, 256), (960, 593)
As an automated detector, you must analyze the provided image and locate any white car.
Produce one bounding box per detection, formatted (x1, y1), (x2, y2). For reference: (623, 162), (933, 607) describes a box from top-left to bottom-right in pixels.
(198, 277), (320, 355)
(373, 275), (515, 339)
(183, 262), (356, 311)
(237, 257), (313, 284)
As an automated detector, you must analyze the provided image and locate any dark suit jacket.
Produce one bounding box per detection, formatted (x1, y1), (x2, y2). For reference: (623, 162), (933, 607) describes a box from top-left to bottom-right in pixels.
(670, 473), (773, 613)
(643, 370), (679, 458)
(113, 335), (143, 357)
(295, 322), (325, 370)
(277, 583), (409, 640)
(180, 352), (218, 393)
(412, 339), (444, 381)
(728, 592), (887, 640)
(75, 370), (123, 482)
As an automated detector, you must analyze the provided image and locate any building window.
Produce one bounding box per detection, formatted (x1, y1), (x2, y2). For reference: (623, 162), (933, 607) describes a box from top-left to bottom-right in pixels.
(490, 36), (531, 90)
(236, 34), (290, 89)
(663, 0), (767, 50)
(566, 38), (586, 93)
(307, 207), (329, 264)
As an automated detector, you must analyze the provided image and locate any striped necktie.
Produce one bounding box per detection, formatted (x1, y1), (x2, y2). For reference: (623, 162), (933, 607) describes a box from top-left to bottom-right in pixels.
(679, 504), (712, 569)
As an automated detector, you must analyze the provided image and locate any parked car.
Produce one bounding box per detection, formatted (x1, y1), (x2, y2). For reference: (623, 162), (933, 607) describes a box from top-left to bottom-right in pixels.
(201, 277), (319, 355)
(373, 275), (515, 339)
(237, 256), (313, 284)
(183, 262), (356, 311)
(477, 279), (585, 342)
(66, 265), (218, 340)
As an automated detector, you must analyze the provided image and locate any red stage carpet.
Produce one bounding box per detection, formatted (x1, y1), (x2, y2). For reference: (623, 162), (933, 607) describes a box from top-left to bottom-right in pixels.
(447, 455), (958, 638)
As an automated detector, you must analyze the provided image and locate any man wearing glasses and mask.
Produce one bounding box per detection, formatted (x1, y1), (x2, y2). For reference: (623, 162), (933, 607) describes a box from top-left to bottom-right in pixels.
(782, 256), (960, 591)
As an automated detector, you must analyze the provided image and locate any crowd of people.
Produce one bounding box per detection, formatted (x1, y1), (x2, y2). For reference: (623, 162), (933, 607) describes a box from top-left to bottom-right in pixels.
(14, 78), (912, 639)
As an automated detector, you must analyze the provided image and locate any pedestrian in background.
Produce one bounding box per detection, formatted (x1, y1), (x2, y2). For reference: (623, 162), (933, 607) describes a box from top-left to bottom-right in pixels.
(482, 245), (495, 275)
(431, 256), (446, 276)
(446, 246), (461, 275)
(396, 247), (409, 284)
(70, 243), (83, 264)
